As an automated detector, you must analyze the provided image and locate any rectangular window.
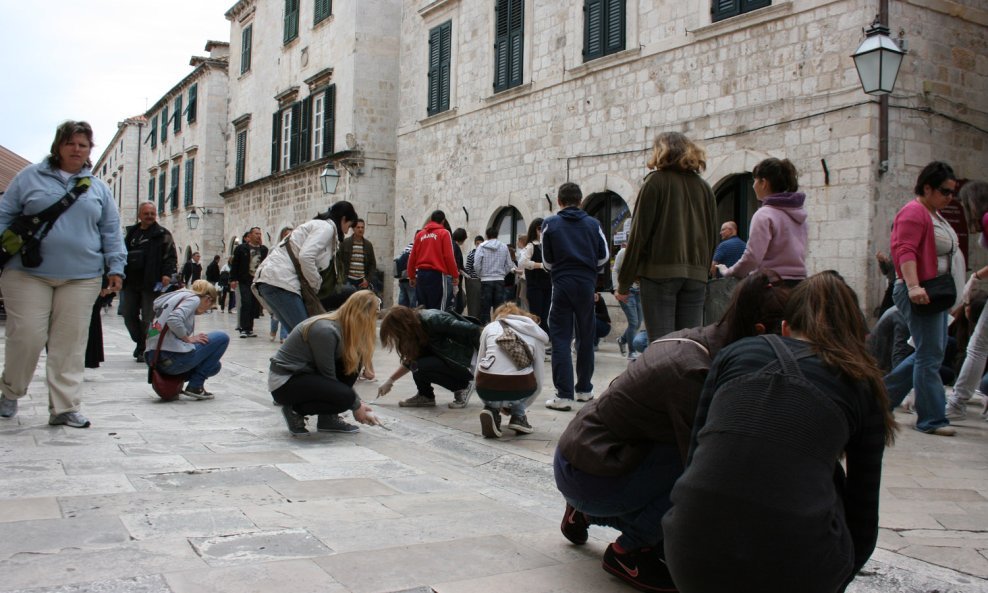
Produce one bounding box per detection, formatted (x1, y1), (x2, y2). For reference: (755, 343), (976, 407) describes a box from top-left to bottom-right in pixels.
(149, 176), (156, 203)
(149, 116), (158, 149)
(235, 130), (247, 186)
(187, 83), (198, 123)
(312, 94), (324, 159)
(170, 164), (180, 210)
(157, 171), (166, 213)
(241, 25), (253, 74)
(314, 0), (332, 24)
(160, 106), (169, 142)
(711, 0), (771, 22)
(494, 0), (524, 92)
(584, 0), (625, 62)
(184, 158), (195, 207)
(427, 21), (452, 116)
(284, 0), (300, 43)
(281, 109), (292, 171)
(173, 95), (183, 133)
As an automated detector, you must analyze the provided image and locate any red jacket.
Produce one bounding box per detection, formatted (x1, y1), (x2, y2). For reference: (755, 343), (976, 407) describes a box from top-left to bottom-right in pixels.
(891, 199), (939, 282)
(408, 222), (458, 280)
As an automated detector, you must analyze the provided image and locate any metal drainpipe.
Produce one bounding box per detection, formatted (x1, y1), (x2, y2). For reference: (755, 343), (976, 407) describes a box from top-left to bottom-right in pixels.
(878, 0), (890, 174)
(135, 122), (144, 215)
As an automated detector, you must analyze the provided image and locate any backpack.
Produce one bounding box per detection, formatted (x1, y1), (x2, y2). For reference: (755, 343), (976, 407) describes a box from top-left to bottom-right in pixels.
(393, 250), (410, 279)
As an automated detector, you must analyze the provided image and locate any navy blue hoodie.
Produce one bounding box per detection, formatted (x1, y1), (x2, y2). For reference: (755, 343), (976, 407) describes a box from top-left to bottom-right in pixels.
(541, 207), (609, 281)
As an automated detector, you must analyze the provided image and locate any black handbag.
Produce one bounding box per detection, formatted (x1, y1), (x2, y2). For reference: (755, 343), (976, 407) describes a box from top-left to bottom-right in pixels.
(913, 240), (957, 316)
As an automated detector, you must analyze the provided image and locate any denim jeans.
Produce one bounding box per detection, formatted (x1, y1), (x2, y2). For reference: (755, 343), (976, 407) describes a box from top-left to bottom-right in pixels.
(884, 282), (951, 432)
(479, 280), (505, 324)
(269, 315), (289, 340)
(256, 283), (309, 332)
(554, 443), (683, 550)
(149, 331), (230, 390)
(397, 280), (417, 308)
(632, 330), (650, 353)
(639, 277), (706, 340)
(618, 287), (643, 347)
(949, 301), (988, 407)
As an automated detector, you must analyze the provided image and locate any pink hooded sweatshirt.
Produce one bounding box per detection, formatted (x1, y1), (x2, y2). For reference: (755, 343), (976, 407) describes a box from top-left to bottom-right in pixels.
(725, 192), (808, 280)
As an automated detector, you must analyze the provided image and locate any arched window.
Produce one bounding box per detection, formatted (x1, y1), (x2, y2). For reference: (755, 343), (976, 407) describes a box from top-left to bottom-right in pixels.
(491, 206), (526, 247)
(714, 173), (758, 240)
(584, 190), (630, 250)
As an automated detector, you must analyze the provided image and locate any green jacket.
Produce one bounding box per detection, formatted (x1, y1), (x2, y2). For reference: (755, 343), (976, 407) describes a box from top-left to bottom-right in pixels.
(418, 309), (481, 373)
(617, 169), (718, 292)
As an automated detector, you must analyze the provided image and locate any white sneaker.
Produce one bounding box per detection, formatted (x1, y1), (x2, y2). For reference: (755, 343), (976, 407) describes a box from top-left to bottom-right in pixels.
(945, 400), (967, 421)
(545, 397), (573, 411)
(575, 392), (594, 402)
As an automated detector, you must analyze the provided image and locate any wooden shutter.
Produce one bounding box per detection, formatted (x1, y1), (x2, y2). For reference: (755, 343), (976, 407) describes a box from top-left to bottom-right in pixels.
(299, 96), (312, 163)
(604, 0), (625, 55)
(158, 172), (165, 212)
(494, 0), (523, 92)
(284, 0), (299, 43)
(173, 96), (183, 133)
(508, 0), (523, 87)
(184, 158), (194, 207)
(235, 130), (247, 186)
(741, 0), (771, 12)
(494, 0), (510, 91)
(584, 0), (603, 60)
(438, 23), (451, 112)
(187, 83), (198, 123)
(170, 164), (180, 210)
(241, 25), (252, 73)
(271, 112), (281, 173)
(160, 107), (168, 142)
(428, 26), (442, 114)
(149, 177), (155, 202)
(315, 0), (332, 24)
(150, 116), (158, 149)
(712, 0), (740, 21)
(289, 102), (302, 167)
(324, 86), (336, 154)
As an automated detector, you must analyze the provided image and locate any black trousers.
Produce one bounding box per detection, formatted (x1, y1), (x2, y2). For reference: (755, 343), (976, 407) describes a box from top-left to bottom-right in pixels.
(120, 284), (155, 353)
(412, 355), (472, 398)
(272, 371), (358, 416)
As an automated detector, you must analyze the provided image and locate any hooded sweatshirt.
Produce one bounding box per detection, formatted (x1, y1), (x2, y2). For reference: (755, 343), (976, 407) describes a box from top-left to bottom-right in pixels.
(474, 238), (515, 281)
(407, 221), (458, 280)
(726, 192), (808, 280)
(147, 289), (202, 354)
(541, 207), (609, 281)
(475, 314), (550, 404)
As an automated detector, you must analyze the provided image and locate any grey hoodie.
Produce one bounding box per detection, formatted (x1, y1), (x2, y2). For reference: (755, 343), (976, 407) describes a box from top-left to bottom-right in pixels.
(147, 289), (201, 354)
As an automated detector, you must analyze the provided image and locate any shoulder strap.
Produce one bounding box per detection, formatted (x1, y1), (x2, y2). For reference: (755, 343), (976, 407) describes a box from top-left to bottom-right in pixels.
(650, 337), (710, 357)
(762, 334), (815, 377)
(283, 239), (317, 292)
(150, 294), (193, 369)
(20, 177), (91, 242)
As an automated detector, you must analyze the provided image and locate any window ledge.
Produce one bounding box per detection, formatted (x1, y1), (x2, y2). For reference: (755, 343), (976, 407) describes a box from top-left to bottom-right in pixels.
(566, 46), (642, 80)
(484, 82), (535, 107)
(418, 0), (460, 18)
(313, 14), (334, 30)
(690, 2), (793, 41)
(418, 108), (458, 128)
(283, 36), (300, 49)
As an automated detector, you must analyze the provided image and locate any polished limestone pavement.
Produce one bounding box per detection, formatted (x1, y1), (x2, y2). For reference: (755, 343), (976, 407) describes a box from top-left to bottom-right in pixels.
(0, 309), (985, 593)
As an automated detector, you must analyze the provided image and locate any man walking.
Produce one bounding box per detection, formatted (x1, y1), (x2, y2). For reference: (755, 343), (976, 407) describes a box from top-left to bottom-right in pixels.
(230, 227), (268, 338)
(181, 251), (202, 285)
(121, 202), (177, 360)
(341, 219), (378, 291)
(541, 182), (608, 411)
(473, 227), (515, 323)
(407, 210), (458, 310)
(710, 220), (746, 276)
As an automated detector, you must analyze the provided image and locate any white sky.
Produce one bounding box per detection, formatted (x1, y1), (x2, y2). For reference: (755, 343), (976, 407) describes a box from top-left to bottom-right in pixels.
(1, 0), (233, 163)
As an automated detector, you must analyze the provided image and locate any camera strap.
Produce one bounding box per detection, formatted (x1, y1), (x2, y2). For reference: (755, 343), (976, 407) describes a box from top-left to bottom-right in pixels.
(27, 176), (92, 245)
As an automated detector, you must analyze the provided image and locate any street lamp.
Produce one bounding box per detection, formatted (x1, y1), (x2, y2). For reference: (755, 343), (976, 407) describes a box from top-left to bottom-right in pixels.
(320, 164), (340, 194)
(186, 206), (214, 230)
(852, 21), (905, 96)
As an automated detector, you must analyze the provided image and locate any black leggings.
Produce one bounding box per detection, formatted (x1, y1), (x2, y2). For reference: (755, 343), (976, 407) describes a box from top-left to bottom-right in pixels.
(413, 355), (472, 398)
(272, 372), (358, 416)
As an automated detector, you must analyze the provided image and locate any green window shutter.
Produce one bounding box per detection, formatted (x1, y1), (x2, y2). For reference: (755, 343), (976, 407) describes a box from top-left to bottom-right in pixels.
(741, 0), (771, 12)
(508, 0), (524, 88)
(187, 84), (198, 123)
(150, 116), (158, 149)
(161, 106), (169, 142)
(584, 0), (603, 61)
(604, 0), (625, 55)
(184, 158), (194, 207)
(289, 102), (302, 167)
(235, 130), (247, 186)
(712, 0), (740, 21)
(173, 96), (183, 133)
(494, 0), (510, 91)
(271, 112), (281, 173)
(314, 0), (332, 24)
(158, 172), (166, 213)
(284, 0), (299, 44)
(299, 96), (312, 163)
(494, 0), (524, 92)
(241, 25), (253, 74)
(170, 164), (180, 210)
(149, 177), (155, 203)
(324, 85), (336, 154)
(427, 22), (451, 115)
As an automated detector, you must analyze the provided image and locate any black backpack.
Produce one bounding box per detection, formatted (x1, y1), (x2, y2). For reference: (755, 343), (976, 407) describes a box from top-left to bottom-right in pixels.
(393, 250), (410, 279)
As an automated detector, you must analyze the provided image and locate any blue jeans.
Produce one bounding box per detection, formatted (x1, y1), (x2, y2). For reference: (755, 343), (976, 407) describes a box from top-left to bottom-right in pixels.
(632, 329), (649, 353)
(256, 283), (309, 332)
(639, 277), (706, 341)
(269, 315), (288, 340)
(554, 443), (683, 550)
(479, 280), (505, 324)
(549, 275), (595, 398)
(885, 282), (951, 432)
(398, 280), (417, 308)
(148, 331), (230, 390)
(618, 287), (643, 348)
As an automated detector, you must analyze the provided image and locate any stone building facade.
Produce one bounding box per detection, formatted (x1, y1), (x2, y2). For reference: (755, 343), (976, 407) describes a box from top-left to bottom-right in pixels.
(221, 0), (402, 301)
(140, 42), (230, 264)
(395, 0), (988, 313)
(93, 117), (147, 228)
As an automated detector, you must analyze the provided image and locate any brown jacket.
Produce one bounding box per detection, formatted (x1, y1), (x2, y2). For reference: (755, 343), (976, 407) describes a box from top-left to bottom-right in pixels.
(557, 324), (728, 476)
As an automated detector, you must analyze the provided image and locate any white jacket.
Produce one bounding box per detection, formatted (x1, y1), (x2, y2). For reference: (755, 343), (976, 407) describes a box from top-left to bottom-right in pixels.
(253, 219), (338, 295)
(475, 314), (549, 405)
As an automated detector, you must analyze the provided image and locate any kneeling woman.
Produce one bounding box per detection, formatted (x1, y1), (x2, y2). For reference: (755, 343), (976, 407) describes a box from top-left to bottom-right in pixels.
(377, 306), (481, 408)
(146, 280), (229, 399)
(554, 271), (789, 592)
(269, 290), (382, 436)
(663, 273), (896, 593)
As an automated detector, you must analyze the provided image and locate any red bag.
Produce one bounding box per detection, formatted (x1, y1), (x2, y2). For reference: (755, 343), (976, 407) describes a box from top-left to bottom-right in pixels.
(148, 367), (187, 401)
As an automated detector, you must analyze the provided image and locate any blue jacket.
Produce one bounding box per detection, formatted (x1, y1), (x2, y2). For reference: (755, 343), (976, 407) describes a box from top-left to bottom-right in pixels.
(0, 161), (125, 279)
(541, 207), (609, 281)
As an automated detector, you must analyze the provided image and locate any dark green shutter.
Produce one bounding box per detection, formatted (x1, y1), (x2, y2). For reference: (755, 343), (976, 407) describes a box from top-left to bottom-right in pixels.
(604, 0), (625, 54)
(712, 0), (740, 21)
(170, 164), (180, 210)
(161, 107), (168, 142)
(494, 0), (523, 92)
(584, 0), (603, 60)
(284, 0), (299, 43)
(235, 130), (247, 186)
(324, 86), (336, 154)
(187, 84), (198, 123)
(272, 112), (281, 173)
(289, 102), (301, 167)
(508, 0), (523, 87)
(174, 96), (183, 133)
(158, 172), (166, 213)
(314, 0), (332, 24)
(494, 0), (510, 91)
(149, 177), (155, 202)
(427, 22), (451, 115)
(150, 116), (158, 149)
(184, 158), (194, 207)
(741, 0), (771, 12)
(428, 26), (441, 114)
(241, 25), (252, 73)
(299, 96), (312, 163)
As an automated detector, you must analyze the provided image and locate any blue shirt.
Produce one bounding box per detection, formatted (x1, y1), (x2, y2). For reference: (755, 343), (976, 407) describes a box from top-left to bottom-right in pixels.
(712, 236), (746, 270)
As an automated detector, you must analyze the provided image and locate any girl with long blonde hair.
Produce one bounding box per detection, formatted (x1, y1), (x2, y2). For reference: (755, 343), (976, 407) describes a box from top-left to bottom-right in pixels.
(269, 290), (382, 436)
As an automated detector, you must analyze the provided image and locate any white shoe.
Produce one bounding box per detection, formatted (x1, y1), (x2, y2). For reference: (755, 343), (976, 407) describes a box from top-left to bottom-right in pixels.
(945, 401), (967, 421)
(575, 392), (594, 402)
(545, 397), (573, 411)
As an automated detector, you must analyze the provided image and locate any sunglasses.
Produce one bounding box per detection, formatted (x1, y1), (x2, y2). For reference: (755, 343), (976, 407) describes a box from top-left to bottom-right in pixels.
(937, 186), (957, 197)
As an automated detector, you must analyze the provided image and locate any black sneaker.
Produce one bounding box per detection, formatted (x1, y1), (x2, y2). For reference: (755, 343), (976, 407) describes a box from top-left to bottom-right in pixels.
(479, 407), (502, 438)
(245, 332), (258, 338)
(507, 414), (533, 434)
(281, 405), (309, 436)
(560, 503), (589, 545)
(317, 414), (359, 433)
(617, 336), (627, 356)
(399, 394), (436, 407)
(602, 543), (678, 592)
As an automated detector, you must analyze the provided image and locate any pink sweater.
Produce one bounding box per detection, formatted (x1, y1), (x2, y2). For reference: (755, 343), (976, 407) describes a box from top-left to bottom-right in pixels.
(891, 199), (939, 282)
(726, 192), (808, 280)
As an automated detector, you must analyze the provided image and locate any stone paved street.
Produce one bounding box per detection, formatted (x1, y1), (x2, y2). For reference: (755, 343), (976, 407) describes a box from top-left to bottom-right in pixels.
(0, 310), (986, 592)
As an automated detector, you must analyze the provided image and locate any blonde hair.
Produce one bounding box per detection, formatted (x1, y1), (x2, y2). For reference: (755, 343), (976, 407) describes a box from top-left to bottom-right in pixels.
(647, 132), (707, 173)
(189, 280), (219, 304)
(302, 290), (380, 375)
(492, 301), (539, 324)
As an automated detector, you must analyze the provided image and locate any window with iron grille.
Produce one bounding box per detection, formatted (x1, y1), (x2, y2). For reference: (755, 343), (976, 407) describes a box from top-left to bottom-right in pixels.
(427, 21), (452, 116)
(494, 0), (524, 92)
(584, 0), (625, 62)
(712, 0), (771, 23)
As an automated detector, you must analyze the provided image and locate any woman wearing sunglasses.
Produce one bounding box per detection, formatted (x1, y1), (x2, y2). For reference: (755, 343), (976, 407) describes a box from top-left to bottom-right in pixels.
(884, 161), (960, 436)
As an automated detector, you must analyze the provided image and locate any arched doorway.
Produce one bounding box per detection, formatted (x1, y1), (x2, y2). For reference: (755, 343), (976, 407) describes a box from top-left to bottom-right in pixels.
(584, 191), (630, 290)
(491, 206), (526, 248)
(714, 173), (758, 240)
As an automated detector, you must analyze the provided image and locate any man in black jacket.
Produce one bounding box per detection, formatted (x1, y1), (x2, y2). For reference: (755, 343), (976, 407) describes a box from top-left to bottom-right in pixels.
(122, 202), (178, 360)
(230, 227), (268, 337)
(181, 252), (202, 285)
